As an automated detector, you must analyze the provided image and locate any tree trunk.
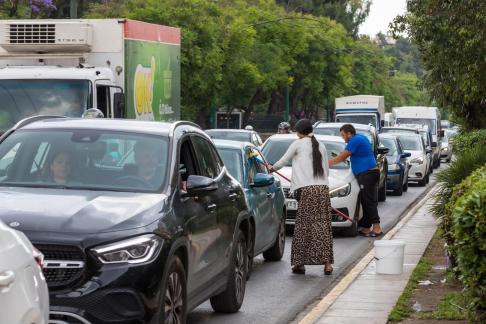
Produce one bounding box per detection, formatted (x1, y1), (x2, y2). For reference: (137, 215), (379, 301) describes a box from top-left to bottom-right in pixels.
(9, 0), (19, 17)
(243, 89), (262, 126)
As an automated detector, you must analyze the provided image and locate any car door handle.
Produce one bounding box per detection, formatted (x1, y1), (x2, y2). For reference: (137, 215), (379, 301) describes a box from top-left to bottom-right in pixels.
(0, 270), (15, 287)
(228, 193), (238, 201)
(206, 203), (217, 212)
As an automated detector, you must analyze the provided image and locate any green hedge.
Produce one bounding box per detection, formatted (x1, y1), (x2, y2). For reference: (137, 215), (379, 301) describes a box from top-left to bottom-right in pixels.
(450, 165), (486, 322)
(452, 129), (486, 153)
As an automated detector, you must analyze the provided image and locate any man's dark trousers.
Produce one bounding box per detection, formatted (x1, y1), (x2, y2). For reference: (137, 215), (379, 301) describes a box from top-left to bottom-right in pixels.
(357, 168), (380, 228)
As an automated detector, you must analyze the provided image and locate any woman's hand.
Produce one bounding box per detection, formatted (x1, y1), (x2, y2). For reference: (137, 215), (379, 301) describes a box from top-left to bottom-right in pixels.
(267, 163), (274, 172)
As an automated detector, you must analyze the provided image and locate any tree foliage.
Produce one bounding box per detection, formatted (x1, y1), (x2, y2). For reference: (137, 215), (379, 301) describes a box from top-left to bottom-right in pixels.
(393, 0), (486, 129)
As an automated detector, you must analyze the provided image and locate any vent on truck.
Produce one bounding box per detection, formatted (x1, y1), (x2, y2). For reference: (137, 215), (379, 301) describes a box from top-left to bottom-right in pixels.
(7, 23), (55, 44)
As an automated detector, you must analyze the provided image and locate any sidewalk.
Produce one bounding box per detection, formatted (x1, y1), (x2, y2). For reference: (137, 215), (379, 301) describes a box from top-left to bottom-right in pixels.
(299, 190), (437, 324)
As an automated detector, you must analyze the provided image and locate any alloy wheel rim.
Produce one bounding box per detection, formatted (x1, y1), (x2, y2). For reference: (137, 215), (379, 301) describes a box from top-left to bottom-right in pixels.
(164, 272), (183, 324)
(235, 239), (246, 303)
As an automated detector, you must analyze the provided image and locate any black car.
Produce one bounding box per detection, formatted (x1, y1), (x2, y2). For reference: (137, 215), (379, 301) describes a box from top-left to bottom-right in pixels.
(0, 116), (251, 324)
(313, 122), (389, 202)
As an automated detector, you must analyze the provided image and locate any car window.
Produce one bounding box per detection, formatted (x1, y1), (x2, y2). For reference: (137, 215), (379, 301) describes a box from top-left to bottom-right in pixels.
(379, 138), (397, 157)
(0, 142), (21, 177)
(397, 135), (423, 151)
(191, 136), (221, 179)
(0, 129), (169, 192)
(218, 148), (243, 184)
(206, 131), (251, 142)
(314, 127), (374, 146)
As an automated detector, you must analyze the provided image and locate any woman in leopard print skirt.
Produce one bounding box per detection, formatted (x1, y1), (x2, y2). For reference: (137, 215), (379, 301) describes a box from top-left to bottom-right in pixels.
(269, 119), (333, 275)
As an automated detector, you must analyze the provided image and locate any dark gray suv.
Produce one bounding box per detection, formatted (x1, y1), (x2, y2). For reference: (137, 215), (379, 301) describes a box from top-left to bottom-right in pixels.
(0, 116), (251, 324)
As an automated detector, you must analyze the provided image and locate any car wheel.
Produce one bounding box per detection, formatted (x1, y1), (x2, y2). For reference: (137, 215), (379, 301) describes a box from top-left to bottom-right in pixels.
(159, 255), (187, 324)
(393, 175), (404, 196)
(403, 177), (409, 192)
(425, 172), (430, 184)
(378, 179), (387, 202)
(263, 212), (286, 261)
(210, 229), (247, 313)
(418, 176), (427, 187)
(246, 222), (254, 280)
(341, 199), (360, 237)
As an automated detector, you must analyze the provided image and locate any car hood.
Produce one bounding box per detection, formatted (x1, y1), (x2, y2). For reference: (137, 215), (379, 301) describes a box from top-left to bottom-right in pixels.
(274, 166), (354, 190)
(0, 187), (166, 234)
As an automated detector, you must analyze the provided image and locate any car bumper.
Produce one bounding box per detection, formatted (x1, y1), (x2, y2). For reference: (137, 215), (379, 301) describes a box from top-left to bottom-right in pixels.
(386, 171), (402, 190)
(440, 150), (452, 159)
(284, 192), (358, 228)
(408, 163), (427, 181)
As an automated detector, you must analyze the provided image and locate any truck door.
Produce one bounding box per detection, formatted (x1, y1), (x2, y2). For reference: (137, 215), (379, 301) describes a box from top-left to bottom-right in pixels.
(95, 81), (124, 118)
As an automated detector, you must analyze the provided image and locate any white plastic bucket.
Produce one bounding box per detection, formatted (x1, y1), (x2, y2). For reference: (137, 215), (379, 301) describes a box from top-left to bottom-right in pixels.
(374, 240), (406, 274)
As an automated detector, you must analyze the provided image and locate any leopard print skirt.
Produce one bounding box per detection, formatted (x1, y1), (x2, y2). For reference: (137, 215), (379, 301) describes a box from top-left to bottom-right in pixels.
(292, 185), (334, 266)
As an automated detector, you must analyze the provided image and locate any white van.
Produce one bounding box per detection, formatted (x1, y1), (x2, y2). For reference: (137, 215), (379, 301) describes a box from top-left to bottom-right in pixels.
(392, 106), (443, 169)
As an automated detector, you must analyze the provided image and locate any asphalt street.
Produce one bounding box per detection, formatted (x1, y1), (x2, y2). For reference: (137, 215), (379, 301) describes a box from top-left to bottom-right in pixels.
(188, 166), (444, 324)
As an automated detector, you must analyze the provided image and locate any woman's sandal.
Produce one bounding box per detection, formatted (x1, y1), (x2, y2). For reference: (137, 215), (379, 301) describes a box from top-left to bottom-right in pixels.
(324, 267), (333, 275)
(358, 230), (371, 237)
(292, 266), (306, 274)
(369, 231), (383, 237)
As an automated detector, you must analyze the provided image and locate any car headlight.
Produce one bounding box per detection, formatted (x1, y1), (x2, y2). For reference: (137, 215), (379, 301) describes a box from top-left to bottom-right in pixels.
(441, 147), (448, 151)
(92, 234), (163, 264)
(410, 157), (424, 164)
(330, 183), (351, 198)
(389, 164), (401, 171)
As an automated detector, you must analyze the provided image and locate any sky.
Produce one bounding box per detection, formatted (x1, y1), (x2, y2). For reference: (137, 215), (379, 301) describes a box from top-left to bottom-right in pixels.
(359, 0), (407, 37)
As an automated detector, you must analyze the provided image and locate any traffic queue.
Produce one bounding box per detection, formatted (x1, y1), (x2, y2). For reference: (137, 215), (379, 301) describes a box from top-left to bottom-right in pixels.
(0, 110), (456, 324)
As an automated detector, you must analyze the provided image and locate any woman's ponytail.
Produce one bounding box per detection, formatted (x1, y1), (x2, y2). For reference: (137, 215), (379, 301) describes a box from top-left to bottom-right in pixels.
(294, 118), (324, 178)
(310, 135), (324, 178)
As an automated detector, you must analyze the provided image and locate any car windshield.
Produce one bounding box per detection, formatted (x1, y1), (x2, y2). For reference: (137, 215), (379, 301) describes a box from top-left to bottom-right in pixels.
(314, 127), (374, 146)
(335, 115), (377, 128)
(0, 80), (91, 130)
(396, 135), (423, 151)
(217, 148), (243, 184)
(262, 138), (349, 169)
(395, 118), (437, 134)
(206, 130), (251, 142)
(380, 128), (417, 135)
(0, 129), (169, 192)
(419, 131), (431, 146)
(379, 137), (398, 157)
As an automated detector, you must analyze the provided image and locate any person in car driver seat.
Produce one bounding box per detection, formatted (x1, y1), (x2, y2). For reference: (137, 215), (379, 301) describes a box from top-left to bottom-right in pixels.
(134, 142), (161, 187)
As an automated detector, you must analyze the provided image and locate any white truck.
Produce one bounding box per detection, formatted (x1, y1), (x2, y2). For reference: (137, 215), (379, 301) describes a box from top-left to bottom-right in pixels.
(392, 106), (444, 168)
(0, 19), (181, 133)
(334, 95), (385, 130)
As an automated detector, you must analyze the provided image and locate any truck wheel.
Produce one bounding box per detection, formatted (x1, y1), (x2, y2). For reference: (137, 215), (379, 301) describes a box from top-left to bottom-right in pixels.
(158, 255), (187, 324)
(210, 230), (247, 313)
(378, 180), (387, 202)
(263, 212), (286, 261)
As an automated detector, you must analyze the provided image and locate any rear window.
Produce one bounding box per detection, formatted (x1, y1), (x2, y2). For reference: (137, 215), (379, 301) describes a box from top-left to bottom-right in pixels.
(206, 131), (251, 142)
(396, 135), (423, 151)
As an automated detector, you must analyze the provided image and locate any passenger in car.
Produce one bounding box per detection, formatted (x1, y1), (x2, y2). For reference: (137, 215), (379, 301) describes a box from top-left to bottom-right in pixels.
(134, 142), (161, 186)
(42, 151), (73, 185)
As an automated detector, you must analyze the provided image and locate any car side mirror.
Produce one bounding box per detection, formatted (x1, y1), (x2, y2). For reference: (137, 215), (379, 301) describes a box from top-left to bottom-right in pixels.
(251, 173), (274, 187)
(377, 147), (389, 155)
(401, 152), (412, 158)
(440, 130), (445, 138)
(426, 148), (433, 154)
(380, 120), (385, 127)
(113, 92), (125, 118)
(431, 142), (437, 147)
(186, 175), (218, 195)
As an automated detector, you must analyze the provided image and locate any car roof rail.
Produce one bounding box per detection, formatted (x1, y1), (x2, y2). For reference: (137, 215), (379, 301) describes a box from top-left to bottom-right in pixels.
(169, 121), (201, 135)
(12, 115), (67, 130)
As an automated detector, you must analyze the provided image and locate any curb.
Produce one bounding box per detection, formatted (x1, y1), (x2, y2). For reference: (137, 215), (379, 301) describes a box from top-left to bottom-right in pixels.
(297, 185), (439, 324)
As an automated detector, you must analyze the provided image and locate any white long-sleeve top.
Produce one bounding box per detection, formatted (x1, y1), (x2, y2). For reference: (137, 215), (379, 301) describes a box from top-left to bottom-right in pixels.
(272, 136), (329, 191)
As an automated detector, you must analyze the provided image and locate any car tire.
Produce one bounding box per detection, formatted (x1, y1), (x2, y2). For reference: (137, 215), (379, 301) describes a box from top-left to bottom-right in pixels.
(418, 176), (427, 187)
(378, 179), (387, 202)
(246, 222), (254, 280)
(341, 199), (360, 237)
(393, 175), (404, 196)
(425, 172), (430, 184)
(263, 212), (286, 261)
(210, 229), (247, 313)
(403, 177), (409, 192)
(158, 255), (187, 324)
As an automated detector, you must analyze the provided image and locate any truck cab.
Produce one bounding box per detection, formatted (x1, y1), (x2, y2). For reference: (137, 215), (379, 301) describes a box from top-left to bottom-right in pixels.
(0, 66), (124, 131)
(334, 95), (385, 131)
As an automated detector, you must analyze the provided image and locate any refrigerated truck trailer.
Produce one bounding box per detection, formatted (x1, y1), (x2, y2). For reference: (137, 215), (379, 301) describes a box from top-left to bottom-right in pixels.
(334, 95), (385, 130)
(0, 19), (180, 133)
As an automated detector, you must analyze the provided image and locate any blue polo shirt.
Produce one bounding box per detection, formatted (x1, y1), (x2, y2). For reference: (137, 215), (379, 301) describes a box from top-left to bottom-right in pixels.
(345, 134), (377, 175)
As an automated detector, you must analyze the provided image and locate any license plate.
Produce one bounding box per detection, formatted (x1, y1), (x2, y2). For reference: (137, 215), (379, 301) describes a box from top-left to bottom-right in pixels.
(286, 200), (298, 210)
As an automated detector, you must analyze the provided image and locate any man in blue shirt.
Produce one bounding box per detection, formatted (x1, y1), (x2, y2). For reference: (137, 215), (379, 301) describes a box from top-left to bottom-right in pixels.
(329, 124), (382, 237)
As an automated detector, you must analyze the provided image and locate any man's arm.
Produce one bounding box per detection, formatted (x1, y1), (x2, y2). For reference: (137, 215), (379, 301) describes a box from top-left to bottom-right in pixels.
(329, 150), (351, 167)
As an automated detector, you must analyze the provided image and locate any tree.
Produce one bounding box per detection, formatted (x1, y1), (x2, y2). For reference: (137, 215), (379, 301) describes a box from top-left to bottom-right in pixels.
(393, 0), (486, 129)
